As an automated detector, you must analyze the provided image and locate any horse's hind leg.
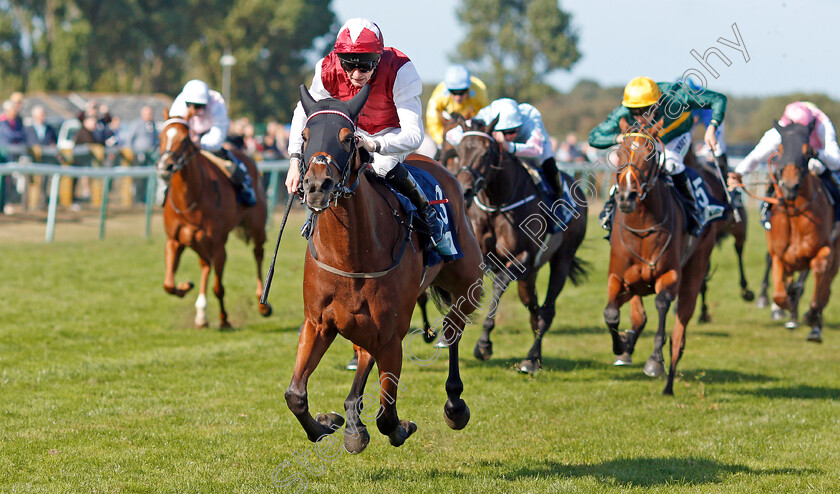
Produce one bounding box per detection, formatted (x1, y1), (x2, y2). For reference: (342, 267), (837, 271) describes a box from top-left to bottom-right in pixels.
(697, 265), (711, 324)
(416, 291), (435, 343)
(521, 255), (571, 374)
(372, 337), (417, 447)
(285, 320), (343, 442)
(442, 312), (471, 431)
(733, 220), (755, 301)
(515, 275), (541, 374)
(757, 253), (772, 308)
(212, 246), (230, 329)
(474, 269), (513, 361)
(343, 346), (376, 454)
(163, 239), (194, 297)
(786, 269), (810, 330)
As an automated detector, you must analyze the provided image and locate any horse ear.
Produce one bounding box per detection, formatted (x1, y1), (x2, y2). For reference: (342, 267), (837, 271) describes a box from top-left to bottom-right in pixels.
(299, 84), (317, 116)
(452, 112), (466, 128)
(347, 85), (370, 121)
(773, 120), (783, 133)
(488, 114), (500, 133)
(618, 117), (630, 134)
(163, 107), (170, 120)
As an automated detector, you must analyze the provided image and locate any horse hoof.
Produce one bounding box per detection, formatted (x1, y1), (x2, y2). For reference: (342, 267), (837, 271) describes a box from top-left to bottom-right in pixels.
(698, 313), (711, 324)
(444, 401), (471, 430)
(643, 358), (665, 377)
(315, 412), (345, 430)
(176, 281), (194, 297)
(517, 359), (540, 374)
(742, 289), (755, 302)
(614, 354), (633, 366)
(756, 295), (769, 309)
(194, 320), (209, 329)
(344, 426), (370, 454)
(473, 340), (492, 361)
(807, 328), (823, 343)
(259, 303), (273, 317)
(434, 339), (450, 349)
(219, 321), (235, 332)
(422, 328), (437, 344)
(388, 420), (417, 447)
(771, 309), (787, 321)
(785, 320), (799, 330)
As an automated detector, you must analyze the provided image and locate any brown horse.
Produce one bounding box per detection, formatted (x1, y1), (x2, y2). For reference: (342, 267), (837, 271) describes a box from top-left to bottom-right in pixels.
(691, 153), (754, 323)
(156, 109), (271, 328)
(448, 116), (588, 374)
(286, 85), (483, 454)
(604, 119), (719, 395)
(760, 122), (839, 342)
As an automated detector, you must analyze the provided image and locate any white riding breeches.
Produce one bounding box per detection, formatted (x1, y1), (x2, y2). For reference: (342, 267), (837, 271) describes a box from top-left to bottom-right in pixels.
(663, 131), (691, 175)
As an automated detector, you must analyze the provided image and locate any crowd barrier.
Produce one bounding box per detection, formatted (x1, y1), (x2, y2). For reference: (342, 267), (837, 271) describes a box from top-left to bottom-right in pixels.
(0, 144), (756, 243)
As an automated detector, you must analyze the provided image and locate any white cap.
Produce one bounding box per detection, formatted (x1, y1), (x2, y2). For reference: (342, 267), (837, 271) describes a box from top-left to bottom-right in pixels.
(444, 65), (471, 91)
(492, 98), (523, 131)
(182, 79), (210, 105)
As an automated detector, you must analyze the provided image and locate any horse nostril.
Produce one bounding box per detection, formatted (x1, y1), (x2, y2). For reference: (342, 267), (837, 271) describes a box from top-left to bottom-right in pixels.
(320, 178), (334, 192)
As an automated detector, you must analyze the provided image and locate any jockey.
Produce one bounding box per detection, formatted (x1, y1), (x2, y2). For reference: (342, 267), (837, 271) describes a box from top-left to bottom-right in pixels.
(425, 65), (489, 152)
(470, 97), (562, 196)
(286, 17), (455, 257)
(169, 79), (257, 206)
(727, 101), (840, 229)
(589, 76), (727, 236)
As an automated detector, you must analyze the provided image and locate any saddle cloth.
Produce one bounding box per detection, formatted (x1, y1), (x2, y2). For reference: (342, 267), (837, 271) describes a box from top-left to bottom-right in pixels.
(519, 161), (582, 233)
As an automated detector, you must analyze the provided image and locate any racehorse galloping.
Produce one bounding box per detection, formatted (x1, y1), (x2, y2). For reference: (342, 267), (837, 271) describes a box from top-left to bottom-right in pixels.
(604, 119), (719, 395)
(690, 152), (754, 323)
(451, 116), (588, 374)
(286, 85), (483, 454)
(157, 109), (272, 328)
(759, 122), (839, 342)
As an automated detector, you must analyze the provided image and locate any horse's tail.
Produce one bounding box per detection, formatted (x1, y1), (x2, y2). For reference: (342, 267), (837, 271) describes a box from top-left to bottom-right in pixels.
(568, 256), (590, 286)
(429, 286), (480, 324)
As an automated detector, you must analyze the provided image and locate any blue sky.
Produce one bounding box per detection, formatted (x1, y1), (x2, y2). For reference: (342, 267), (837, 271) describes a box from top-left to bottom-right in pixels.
(333, 0), (840, 99)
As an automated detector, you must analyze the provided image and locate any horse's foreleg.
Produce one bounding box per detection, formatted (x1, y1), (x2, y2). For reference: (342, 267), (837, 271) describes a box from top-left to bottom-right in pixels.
(804, 246), (835, 343)
(212, 246), (229, 329)
(474, 269), (513, 361)
(757, 252), (772, 308)
(192, 253), (212, 329)
(516, 275), (541, 374)
(604, 273), (629, 360)
(163, 239), (193, 297)
(343, 345), (376, 454)
(771, 255), (790, 311)
(372, 336), (416, 447)
(622, 295), (647, 359)
(285, 320), (341, 442)
(662, 257), (708, 395)
(646, 270), (679, 378)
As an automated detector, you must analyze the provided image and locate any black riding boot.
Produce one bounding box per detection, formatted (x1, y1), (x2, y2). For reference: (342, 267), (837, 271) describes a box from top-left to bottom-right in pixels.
(386, 163), (447, 251)
(600, 186), (616, 231)
(760, 182), (774, 230)
(215, 148), (257, 206)
(672, 170), (703, 236)
(540, 157), (563, 196)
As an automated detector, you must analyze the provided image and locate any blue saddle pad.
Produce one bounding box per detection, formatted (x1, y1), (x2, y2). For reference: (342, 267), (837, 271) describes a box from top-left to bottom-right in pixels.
(386, 165), (464, 267)
(678, 167), (729, 232)
(535, 170), (583, 233)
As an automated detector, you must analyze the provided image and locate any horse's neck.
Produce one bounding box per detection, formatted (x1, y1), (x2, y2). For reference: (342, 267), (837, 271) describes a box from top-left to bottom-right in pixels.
(483, 157), (529, 203)
(312, 178), (400, 266)
(171, 156), (206, 210)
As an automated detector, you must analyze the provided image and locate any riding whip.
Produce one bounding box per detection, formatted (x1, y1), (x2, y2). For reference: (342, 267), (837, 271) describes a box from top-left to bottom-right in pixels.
(712, 155), (742, 223)
(260, 193), (296, 305)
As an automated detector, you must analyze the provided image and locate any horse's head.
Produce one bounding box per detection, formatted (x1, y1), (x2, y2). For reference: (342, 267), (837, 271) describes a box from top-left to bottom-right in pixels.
(453, 114), (502, 205)
(613, 117), (665, 214)
(298, 84), (369, 212)
(156, 107), (197, 181)
(773, 120), (817, 201)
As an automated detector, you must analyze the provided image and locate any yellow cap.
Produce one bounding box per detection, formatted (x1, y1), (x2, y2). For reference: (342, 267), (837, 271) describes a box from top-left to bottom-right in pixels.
(622, 77), (661, 108)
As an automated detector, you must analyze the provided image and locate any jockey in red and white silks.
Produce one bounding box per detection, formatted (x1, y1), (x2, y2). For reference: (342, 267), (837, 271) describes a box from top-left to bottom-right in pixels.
(169, 80), (230, 153)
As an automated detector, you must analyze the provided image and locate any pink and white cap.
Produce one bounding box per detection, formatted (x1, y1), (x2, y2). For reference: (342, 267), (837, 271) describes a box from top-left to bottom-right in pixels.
(779, 101), (816, 127)
(334, 18), (384, 54)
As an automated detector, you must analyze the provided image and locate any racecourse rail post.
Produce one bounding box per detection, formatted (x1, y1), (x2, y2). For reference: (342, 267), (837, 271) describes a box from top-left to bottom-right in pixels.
(260, 193), (296, 305)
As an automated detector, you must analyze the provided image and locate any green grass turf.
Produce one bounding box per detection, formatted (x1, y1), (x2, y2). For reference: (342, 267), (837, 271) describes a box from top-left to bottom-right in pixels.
(1, 208), (839, 493)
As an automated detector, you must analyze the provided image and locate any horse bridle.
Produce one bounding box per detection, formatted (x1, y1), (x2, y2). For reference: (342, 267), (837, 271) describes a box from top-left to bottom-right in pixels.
(456, 130), (503, 195)
(617, 132), (666, 202)
(158, 118), (198, 174)
(301, 110), (361, 208)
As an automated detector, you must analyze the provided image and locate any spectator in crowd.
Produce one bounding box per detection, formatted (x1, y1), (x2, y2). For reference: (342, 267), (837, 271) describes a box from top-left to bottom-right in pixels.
(242, 122), (261, 155)
(1, 97), (27, 213)
(261, 121), (281, 159)
(123, 105), (159, 204)
(556, 132), (585, 163)
(24, 105), (58, 147)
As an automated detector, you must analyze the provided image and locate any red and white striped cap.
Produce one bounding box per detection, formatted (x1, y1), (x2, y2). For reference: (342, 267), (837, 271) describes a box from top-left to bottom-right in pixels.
(334, 18), (383, 55)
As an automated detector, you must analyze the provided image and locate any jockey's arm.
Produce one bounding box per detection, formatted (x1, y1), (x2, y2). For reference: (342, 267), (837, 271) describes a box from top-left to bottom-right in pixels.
(817, 118), (840, 171)
(734, 127), (782, 176)
(199, 92), (230, 152)
(588, 106), (628, 149)
(506, 126), (545, 158)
